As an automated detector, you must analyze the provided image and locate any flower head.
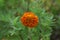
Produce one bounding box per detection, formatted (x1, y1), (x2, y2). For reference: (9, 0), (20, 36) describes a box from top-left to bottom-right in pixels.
(21, 12), (39, 28)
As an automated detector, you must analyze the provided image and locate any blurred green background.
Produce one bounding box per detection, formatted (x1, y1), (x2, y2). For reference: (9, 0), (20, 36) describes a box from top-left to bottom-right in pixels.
(0, 0), (60, 40)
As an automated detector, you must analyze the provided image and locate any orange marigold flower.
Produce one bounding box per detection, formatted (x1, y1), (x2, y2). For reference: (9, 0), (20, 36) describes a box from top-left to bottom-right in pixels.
(20, 12), (39, 28)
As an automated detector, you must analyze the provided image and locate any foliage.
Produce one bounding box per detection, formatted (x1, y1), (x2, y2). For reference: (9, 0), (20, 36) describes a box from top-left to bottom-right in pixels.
(0, 0), (60, 40)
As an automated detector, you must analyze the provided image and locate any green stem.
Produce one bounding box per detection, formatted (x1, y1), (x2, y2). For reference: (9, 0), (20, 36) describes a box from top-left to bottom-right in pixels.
(27, 0), (30, 12)
(28, 28), (31, 40)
